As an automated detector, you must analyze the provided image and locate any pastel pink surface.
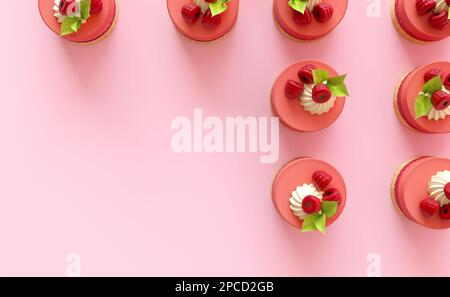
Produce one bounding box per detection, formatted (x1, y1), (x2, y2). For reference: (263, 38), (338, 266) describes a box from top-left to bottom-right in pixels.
(395, 157), (450, 230)
(1, 1), (450, 277)
(396, 61), (450, 133)
(38, 0), (116, 43)
(272, 158), (346, 229)
(273, 0), (348, 40)
(167, 0), (239, 42)
(394, 0), (450, 42)
(272, 60), (345, 132)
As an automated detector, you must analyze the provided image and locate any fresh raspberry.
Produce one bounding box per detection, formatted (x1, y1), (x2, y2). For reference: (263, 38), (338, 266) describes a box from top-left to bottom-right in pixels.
(424, 68), (444, 83)
(447, 0), (450, 5)
(415, 0), (436, 16)
(293, 9), (312, 25)
(90, 0), (103, 14)
(445, 183), (450, 199)
(312, 171), (332, 190)
(312, 84), (332, 103)
(298, 64), (317, 84)
(302, 195), (322, 214)
(429, 10), (449, 30)
(202, 9), (222, 28)
(431, 91), (450, 110)
(440, 204), (450, 220)
(181, 4), (201, 24)
(58, 0), (71, 15)
(59, 0), (80, 16)
(420, 198), (440, 216)
(284, 80), (304, 99)
(322, 188), (342, 205)
(313, 3), (334, 23)
(444, 73), (450, 89)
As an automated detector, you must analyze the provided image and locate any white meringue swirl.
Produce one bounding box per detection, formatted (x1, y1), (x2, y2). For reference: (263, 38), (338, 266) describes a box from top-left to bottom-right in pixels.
(426, 86), (450, 121)
(300, 84), (337, 115)
(428, 170), (450, 207)
(289, 183), (324, 220)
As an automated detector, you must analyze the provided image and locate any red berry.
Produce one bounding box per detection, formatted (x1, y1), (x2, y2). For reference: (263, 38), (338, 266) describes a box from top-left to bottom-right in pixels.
(59, 0), (68, 15)
(424, 68), (445, 83)
(313, 3), (334, 23)
(202, 9), (222, 28)
(444, 73), (450, 90)
(429, 10), (449, 30)
(431, 91), (450, 111)
(302, 195), (322, 214)
(59, 0), (77, 16)
(323, 188), (342, 205)
(90, 0), (103, 14)
(312, 171), (332, 190)
(284, 80), (304, 99)
(312, 84), (332, 103)
(444, 183), (450, 199)
(420, 198), (440, 216)
(181, 4), (201, 24)
(446, 0), (450, 5)
(415, 0), (436, 16)
(440, 204), (450, 220)
(298, 64), (317, 84)
(293, 9), (312, 25)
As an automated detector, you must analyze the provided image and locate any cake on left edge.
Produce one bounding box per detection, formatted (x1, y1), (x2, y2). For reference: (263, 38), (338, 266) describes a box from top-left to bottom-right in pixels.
(39, 0), (118, 45)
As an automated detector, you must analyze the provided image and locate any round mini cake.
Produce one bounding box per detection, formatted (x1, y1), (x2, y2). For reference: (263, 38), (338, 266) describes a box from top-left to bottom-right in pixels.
(273, 0), (348, 42)
(167, 0), (239, 43)
(391, 156), (450, 230)
(391, 0), (450, 43)
(394, 61), (450, 134)
(271, 60), (348, 132)
(39, 0), (118, 45)
(272, 157), (346, 234)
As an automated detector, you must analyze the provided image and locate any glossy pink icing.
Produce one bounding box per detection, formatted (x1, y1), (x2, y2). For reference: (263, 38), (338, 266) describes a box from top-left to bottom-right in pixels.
(271, 60), (346, 132)
(38, 0), (117, 43)
(272, 157), (346, 229)
(394, 157), (450, 230)
(167, 0), (239, 42)
(273, 0), (348, 41)
(394, 0), (450, 42)
(396, 61), (450, 133)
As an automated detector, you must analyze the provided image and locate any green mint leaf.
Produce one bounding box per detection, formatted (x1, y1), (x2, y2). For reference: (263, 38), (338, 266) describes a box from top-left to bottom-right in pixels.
(448, 7), (450, 20)
(322, 201), (338, 218)
(71, 19), (82, 32)
(328, 74), (347, 86)
(312, 69), (329, 85)
(314, 213), (327, 234)
(288, 0), (308, 14)
(329, 83), (350, 97)
(414, 94), (432, 119)
(423, 76), (442, 95)
(60, 17), (78, 36)
(301, 215), (318, 232)
(209, 0), (229, 16)
(80, 0), (91, 20)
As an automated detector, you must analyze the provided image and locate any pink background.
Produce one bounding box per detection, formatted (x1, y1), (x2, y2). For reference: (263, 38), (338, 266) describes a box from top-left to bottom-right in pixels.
(0, 0), (449, 276)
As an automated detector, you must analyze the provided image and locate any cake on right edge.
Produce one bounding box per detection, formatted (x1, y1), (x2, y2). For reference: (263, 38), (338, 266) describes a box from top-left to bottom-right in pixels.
(391, 157), (450, 230)
(392, 0), (449, 42)
(394, 61), (450, 134)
